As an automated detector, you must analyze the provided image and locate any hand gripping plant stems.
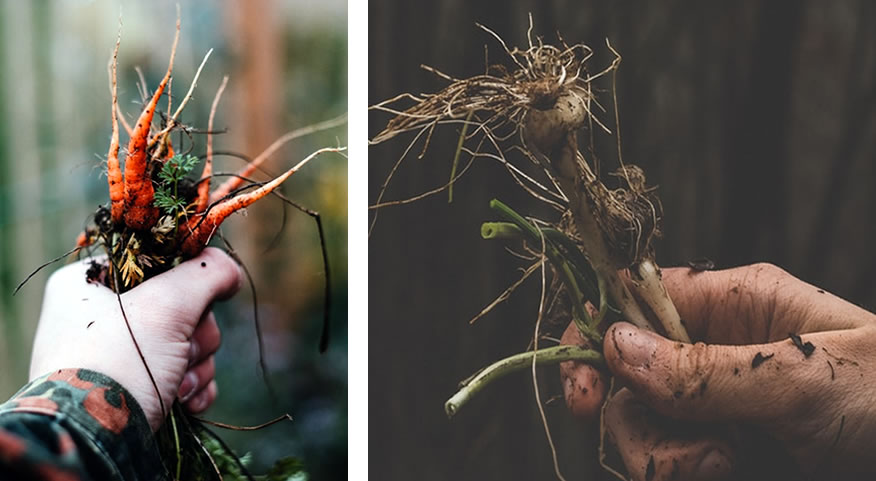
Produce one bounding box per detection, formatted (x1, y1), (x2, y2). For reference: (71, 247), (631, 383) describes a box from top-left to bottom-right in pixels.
(371, 15), (689, 479)
(16, 9), (345, 480)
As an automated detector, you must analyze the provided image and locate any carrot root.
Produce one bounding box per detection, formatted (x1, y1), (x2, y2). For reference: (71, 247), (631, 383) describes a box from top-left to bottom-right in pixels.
(107, 25), (124, 223)
(196, 76), (230, 213)
(208, 114), (348, 205)
(182, 147), (344, 256)
(122, 16), (180, 230)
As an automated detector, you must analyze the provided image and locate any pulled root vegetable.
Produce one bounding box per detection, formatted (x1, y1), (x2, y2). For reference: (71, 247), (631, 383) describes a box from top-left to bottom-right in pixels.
(76, 15), (344, 293)
(371, 15), (690, 454)
(60, 11), (345, 481)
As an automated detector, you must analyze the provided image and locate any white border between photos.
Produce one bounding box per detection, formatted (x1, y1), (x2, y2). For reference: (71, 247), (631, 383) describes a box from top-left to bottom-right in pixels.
(348, 0), (368, 478)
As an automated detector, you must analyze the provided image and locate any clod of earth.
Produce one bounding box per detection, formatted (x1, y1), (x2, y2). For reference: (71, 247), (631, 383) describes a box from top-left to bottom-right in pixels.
(789, 333), (815, 358)
(752, 352), (775, 369)
(687, 257), (715, 272)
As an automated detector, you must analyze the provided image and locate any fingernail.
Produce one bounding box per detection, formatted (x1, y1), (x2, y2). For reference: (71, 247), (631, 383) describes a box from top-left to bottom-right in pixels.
(189, 390), (208, 412)
(696, 449), (732, 480)
(188, 341), (200, 364)
(179, 372), (198, 402)
(612, 324), (657, 368)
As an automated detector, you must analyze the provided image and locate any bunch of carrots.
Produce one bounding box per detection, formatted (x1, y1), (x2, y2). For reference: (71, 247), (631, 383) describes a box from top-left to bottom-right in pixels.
(75, 15), (341, 294)
(36, 13), (345, 480)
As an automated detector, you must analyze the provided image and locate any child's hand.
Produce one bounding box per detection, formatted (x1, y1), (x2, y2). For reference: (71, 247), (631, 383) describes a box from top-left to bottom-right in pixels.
(561, 263), (876, 480)
(29, 247), (243, 431)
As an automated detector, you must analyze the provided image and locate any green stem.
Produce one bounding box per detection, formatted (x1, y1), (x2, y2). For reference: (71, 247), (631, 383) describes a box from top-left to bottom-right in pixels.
(445, 345), (603, 418)
(481, 221), (599, 304)
(448, 110), (474, 203)
(481, 222), (522, 240)
(487, 199), (601, 343)
(170, 406), (182, 480)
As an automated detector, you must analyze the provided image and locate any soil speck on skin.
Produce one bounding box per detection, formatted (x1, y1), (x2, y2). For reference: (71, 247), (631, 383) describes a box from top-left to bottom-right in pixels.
(733, 367), (740, 376)
(828, 360), (835, 380)
(821, 347), (860, 367)
(789, 333), (815, 357)
(675, 343), (685, 349)
(87, 321), (95, 329)
(817, 289), (825, 294)
(730, 286), (739, 294)
(751, 352), (774, 369)
(85, 261), (103, 285)
(201, 262), (207, 267)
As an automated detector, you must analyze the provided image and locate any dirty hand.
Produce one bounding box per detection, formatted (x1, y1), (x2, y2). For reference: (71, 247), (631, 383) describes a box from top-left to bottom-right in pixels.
(29, 247), (242, 432)
(560, 263), (876, 480)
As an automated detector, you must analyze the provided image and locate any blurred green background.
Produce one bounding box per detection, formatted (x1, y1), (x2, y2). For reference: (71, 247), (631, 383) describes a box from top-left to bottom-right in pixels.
(0, 0), (346, 478)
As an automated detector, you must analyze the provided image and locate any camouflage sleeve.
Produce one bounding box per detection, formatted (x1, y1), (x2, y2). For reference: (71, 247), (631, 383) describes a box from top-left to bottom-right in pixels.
(0, 368), (168, 480)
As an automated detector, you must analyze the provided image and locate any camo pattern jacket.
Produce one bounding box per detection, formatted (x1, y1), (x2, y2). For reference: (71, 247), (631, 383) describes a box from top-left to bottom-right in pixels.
(0, 368), (165, 480)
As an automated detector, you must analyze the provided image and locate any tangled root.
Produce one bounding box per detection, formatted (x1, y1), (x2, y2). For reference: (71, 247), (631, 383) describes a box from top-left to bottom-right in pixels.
(372, 15), (661, 268)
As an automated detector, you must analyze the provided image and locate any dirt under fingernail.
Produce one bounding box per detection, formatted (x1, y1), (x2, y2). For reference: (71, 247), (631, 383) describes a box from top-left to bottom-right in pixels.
(613, 325), (657, 368)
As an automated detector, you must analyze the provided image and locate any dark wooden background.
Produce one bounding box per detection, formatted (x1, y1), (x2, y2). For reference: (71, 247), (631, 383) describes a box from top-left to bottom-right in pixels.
(369, 1), (876, 479)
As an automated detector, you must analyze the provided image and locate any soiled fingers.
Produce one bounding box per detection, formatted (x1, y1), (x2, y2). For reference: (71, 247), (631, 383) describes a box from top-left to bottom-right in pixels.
(605, 389), (733, 481)
(559, 318), (608, 420)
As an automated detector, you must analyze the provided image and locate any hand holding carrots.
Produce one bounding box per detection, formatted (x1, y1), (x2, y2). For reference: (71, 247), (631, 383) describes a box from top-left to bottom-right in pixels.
(561, 263), (876, 480)
(29, 248), (242, 431)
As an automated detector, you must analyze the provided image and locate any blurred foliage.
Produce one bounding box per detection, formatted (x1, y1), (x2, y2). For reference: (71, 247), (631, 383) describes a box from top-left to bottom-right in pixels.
(0, 0), (346, 479)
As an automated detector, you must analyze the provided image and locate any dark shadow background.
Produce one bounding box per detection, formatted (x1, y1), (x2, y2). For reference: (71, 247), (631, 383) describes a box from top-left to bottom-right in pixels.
(369, 1), (876, 479)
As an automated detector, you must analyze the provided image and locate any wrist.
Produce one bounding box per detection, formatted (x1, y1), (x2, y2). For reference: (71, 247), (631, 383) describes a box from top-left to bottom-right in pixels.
(2, 368), (164, 477)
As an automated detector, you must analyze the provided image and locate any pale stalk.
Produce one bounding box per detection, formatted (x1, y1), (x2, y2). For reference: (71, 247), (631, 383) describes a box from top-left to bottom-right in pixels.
(631, 259), (690, 342)
(445, 345), (603, 418)
(540, 123), (654, 333)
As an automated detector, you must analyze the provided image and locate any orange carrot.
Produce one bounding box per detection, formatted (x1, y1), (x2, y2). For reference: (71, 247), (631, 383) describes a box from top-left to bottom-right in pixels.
(164, 136), (175, 159)
(107, 31), (124, 224)
(75, 230), (93, 249)
(209, 115), (347, 204)
(209, 131), (301, 204)
(196, 76), (229, 213)
(122, 19), (180, 230)
(210, 115), (347, 203)
(182, 147), (341, 256)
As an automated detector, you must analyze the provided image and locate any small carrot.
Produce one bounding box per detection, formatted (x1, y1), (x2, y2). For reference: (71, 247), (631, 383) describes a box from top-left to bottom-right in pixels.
(107, 30), (124, 224)
(196, 76), (229, 213)
(209, 115), (348, 204)
(209, 129), (305, 204)
(182, 147), (342, 256)
(122, 19), (180, 230)
(75, 229), (95, 249)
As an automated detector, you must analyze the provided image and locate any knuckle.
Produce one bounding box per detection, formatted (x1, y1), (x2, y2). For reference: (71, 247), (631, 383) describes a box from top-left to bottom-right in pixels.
(751, 262), (790, 283)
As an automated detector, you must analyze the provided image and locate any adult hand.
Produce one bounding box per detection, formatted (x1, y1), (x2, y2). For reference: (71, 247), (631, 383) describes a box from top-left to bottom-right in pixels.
(29, 247), (243, 431)
(560, 263), (876, 480)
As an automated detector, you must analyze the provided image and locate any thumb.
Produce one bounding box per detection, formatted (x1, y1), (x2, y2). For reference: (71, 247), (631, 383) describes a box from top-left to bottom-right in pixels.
(130, 247), (243, 331)
(603, 322), (853, 425)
